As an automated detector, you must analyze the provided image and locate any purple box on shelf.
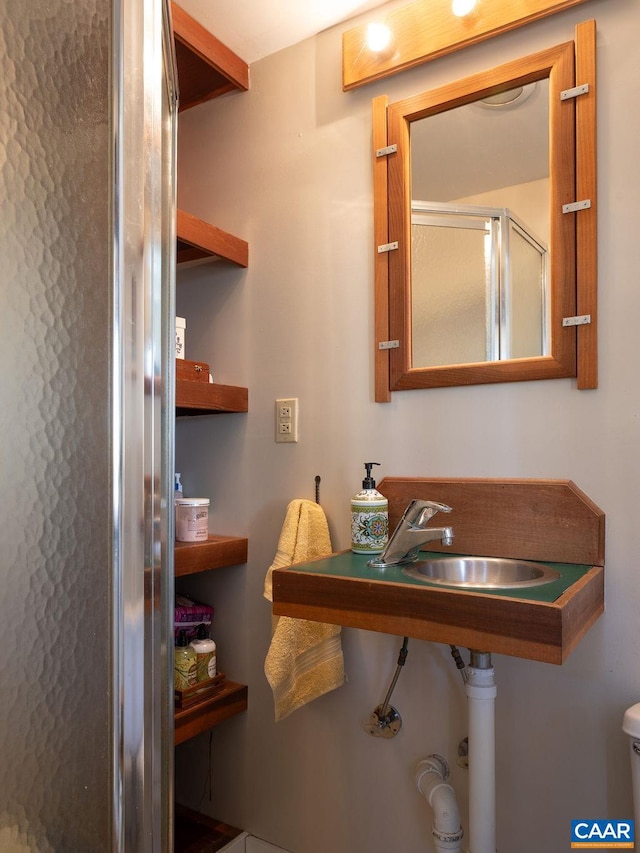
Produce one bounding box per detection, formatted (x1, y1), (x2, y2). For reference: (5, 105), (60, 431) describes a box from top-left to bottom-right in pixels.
(174, 594), (214, 642)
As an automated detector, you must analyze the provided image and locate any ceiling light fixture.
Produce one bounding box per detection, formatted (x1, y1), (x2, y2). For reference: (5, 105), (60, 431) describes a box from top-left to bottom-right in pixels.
(366, 22), (392, 52)
(477, 82), (537, 109)
(451, 0), (477, 17)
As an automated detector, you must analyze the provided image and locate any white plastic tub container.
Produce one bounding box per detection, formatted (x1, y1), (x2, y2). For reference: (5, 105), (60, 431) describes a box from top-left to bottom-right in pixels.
(175, 497), (209, 542)
(175, 316), (186, 359)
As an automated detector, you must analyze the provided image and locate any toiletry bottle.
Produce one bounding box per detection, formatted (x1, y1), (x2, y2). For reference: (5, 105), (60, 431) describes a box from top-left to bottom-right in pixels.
(174, 630), (197, 690)
(174, 474), (183, 532)
(351, 462), (389, 554)
(190, 623), (217, 683)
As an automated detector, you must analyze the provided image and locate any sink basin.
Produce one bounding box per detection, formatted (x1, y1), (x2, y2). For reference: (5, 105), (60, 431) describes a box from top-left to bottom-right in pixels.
(402, 555), (561, 589)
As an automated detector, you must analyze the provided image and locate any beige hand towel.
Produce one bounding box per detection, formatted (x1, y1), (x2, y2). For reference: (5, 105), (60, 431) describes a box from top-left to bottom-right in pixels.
(264, 499), (345, 721)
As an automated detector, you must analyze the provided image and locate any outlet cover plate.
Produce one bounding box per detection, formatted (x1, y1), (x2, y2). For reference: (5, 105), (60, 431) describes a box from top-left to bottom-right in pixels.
(275, 397), (298, 443)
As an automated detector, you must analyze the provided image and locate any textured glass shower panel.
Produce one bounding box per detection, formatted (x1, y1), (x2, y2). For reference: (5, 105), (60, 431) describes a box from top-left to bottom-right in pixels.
(0, 1), (112, 849)
(411, 205), (547, 366)
(412, 223), (490, 367)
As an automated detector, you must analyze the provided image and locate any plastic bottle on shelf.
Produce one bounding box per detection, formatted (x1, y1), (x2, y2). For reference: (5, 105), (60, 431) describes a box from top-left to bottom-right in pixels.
(174, 630), (197, 690)
(351, 462), (389, 555)
(174, 473), (184, 534)
(189, 623), (217, 683)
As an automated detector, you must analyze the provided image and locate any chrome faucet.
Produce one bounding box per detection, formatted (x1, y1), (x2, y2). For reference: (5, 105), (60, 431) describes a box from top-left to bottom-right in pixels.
(368, 499), (454, 568)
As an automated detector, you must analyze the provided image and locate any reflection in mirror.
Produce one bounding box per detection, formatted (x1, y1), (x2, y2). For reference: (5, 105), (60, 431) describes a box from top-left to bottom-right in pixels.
(410, 80), (550, 367)
(384, 41), (579, 390)
(411, 202), (549, 366)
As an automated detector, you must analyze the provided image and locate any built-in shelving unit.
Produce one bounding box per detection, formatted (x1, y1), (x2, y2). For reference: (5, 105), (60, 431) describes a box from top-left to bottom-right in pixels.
(177, 209), (248, 267)
(171, 2), (248, 111)
(175, 680), (248, 745)
(175, 535), (248, 578)
(172, 7), (250, 846)
(176, 379), (248, 416)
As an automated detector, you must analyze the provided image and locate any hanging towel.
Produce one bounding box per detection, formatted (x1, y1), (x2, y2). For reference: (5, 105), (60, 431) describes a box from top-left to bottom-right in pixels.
(264, 499), (345, 721)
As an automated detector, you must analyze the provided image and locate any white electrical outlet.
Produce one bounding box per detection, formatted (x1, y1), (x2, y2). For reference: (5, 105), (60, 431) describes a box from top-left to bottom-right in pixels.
(275, 397), (298, 443)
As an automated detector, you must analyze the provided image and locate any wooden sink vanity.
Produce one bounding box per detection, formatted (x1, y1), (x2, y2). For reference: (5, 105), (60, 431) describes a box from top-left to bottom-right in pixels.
(272, 478), (605, 664)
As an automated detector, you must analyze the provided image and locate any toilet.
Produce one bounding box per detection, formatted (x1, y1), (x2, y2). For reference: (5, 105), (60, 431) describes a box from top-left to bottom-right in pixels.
(622, 703), (640, 825)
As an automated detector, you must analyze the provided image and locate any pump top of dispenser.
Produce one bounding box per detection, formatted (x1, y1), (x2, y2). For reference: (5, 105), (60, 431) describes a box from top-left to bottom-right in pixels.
(362, 462), (381, 489)
(177, 630), (188, 647)
(195, 623), (207, 640)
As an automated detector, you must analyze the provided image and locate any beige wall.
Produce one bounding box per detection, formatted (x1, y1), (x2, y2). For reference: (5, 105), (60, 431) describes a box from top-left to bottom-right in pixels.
(174, 1), (640, 850)
(459, 177), (550, 244)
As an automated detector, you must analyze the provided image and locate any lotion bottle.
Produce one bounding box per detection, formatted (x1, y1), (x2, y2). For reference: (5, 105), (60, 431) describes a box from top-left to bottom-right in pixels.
(351, 462), (389, 555)
(174, 630), (197, 690)
(189, 623), (217, 683)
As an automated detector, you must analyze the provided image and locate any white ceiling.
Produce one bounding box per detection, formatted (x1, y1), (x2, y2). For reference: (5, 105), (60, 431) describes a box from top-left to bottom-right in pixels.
(175, 0), (392, 64)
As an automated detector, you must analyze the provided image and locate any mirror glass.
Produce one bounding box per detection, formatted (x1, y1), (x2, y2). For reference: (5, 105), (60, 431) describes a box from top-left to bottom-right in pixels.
(410, 80), (549, 367)
(385, 42), (578, 389)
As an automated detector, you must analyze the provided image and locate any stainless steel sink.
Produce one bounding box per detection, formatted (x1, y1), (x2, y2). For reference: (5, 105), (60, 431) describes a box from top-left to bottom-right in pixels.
(402, 555), (560, 589)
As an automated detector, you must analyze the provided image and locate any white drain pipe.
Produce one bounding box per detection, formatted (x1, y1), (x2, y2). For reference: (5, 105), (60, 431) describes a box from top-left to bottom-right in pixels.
(416, 755), (464, 852)
(466, 652), (497, 853)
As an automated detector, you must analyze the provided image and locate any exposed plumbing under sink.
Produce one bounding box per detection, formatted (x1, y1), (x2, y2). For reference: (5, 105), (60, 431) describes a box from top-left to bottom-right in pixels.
(365, 498), (505, 850)
(367, 638), (498, 851)
(416, 755), (464, 853)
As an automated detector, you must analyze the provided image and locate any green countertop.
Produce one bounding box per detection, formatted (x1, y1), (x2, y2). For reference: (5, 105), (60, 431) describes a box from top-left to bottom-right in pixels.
(289, 550), (593, 603)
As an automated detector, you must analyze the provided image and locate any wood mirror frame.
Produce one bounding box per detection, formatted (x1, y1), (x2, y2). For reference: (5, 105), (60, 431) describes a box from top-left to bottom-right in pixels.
(373, 21), (597, 400)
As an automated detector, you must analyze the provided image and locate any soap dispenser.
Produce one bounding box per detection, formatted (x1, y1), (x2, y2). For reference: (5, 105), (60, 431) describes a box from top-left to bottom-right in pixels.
(351, 462), (389, 554)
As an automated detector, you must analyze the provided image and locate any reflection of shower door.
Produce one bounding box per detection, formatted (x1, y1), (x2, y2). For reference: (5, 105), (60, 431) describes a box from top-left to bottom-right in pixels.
(411, 203), (548, 368)
(506, 218), (547, 359)
(412, 212), (496, 366)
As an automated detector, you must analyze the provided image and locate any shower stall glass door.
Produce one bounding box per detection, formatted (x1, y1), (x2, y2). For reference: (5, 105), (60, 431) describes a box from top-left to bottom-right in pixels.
(0, 0), (176, 849)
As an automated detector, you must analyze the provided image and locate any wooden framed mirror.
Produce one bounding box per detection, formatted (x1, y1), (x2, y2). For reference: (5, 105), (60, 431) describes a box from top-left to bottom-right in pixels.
(373, 21), (597, 399)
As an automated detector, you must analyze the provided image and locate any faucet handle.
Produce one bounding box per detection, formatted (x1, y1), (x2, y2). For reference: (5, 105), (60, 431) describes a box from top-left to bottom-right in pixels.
(409, 500), (452, 528)
(368, 498), (454, 568)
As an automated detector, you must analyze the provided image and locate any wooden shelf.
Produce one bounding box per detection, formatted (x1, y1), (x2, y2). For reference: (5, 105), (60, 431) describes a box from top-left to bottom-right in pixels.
(175, 805), (244, 853)
(177, 209), (248, 267)
(175, 680), (248, 745)
(175, 535), (248, 577)
(174, 538), (248, 742)
(176, 379), (248, 416)
(171, 2), (249, 112)
(171, 2), (251, 830)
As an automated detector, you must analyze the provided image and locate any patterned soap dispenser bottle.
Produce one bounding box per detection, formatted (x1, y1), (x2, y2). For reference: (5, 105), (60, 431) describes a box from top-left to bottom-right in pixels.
(351, 462), (389, 555)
